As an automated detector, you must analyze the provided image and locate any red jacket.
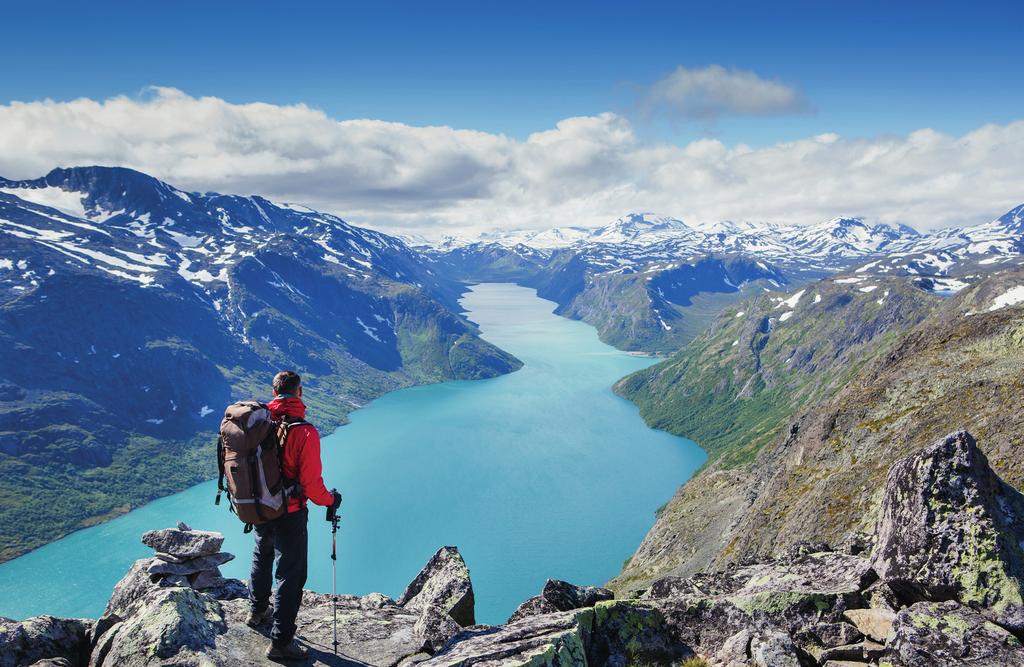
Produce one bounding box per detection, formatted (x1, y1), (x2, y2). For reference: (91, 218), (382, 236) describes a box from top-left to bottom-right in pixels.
(267, 396), (334, 512)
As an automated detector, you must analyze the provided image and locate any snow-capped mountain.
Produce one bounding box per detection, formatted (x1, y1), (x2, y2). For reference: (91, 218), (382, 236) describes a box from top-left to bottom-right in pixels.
(773, 217), (917, 259)
(853, 204), (1024, 278)
(0, 166), (519, 519)
(586, 213), (695, 245)
(430, 205), (1024, 278)
(423, 203), (1023, 355)
(0, 167), (453, 302)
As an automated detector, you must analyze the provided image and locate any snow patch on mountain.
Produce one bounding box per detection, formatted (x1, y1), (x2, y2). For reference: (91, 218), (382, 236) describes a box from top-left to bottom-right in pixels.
(988, 285), (1024, 311)
(0, 186), (88, 218)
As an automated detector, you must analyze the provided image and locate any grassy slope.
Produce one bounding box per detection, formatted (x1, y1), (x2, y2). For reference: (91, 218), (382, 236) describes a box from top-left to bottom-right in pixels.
(609, 275), (944, 591)
(611, 267), (1024, 593)
(615, 277), (941, 468)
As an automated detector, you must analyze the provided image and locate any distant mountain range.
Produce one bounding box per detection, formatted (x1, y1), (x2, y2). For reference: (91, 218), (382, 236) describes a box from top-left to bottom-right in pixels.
(0, 166), (520, 561)
(427, 207), (1024, 273)
(420, 206), (1024, 351)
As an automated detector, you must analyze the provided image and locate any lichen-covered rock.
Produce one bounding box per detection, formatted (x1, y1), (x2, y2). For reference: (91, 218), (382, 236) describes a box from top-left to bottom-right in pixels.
(841, 607), (893, 643)
(105, 558), (154, 616)
(748, 630), (801, 667)
(885, 600), (1024, 666)
(542, 580), (613, 612)
(871, 431), (1024, 631)
(413, 605), (461, 654)
(779, 540), (832, 563)
(647, 552), (873, 603)
(507, 579), (614, 623)
(359, 592), (396, 610)
(645, 551), (871, 657)
(0, 615), (92, 667)
(398, 546), (475, 627)
(420, 609), (589, 666)
(141, 526), (224, 559)
(424, 601), (685, 667)
(88, 612), (121, 649)
(588, 600), (683, 667)
(818, 639), (883, 663)
(508, 594), (555, 623)
(97, 587), (226, 666)
(715, 628), (752, 665)
(798, 621), (862, 649)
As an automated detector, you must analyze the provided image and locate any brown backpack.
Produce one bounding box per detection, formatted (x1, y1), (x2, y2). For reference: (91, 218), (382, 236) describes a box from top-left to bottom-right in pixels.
(215, 401), (305, 530)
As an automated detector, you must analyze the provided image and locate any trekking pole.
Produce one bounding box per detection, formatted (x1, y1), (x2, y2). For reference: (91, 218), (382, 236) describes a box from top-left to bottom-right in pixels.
(326, 493), (342, 656)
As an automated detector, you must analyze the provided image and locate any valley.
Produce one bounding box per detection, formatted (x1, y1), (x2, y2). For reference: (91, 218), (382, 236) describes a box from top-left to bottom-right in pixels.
(0, 283), (704, 624)
(2, 166), (1023, 646)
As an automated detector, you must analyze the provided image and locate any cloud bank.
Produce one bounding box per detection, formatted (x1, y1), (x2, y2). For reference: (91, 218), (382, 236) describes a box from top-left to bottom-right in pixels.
(641, 65), (807, 120)
(0, 87), (1021, 236)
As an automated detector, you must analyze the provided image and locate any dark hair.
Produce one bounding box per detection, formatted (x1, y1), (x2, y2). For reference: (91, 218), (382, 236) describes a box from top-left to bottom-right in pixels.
(273, 370), (302, 396)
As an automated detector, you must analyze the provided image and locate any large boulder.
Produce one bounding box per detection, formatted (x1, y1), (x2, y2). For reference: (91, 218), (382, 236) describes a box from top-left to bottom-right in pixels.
(95, 588), (225, 667)
(397, 547), (475, 627)
(885, 600), (1024, 666)
(871, 431), (1024, 631)
(0, 616), (92, 667)
(507, 579), (614, 623)
(423, 600), (685, 667)
(105, 558), (154, 617)
(748, 630), (802, 667)
(141, 526), (224, 559)
(841, 607), (894, 643)
(413, 605), (462, 654)
(645, 551), (872, 657)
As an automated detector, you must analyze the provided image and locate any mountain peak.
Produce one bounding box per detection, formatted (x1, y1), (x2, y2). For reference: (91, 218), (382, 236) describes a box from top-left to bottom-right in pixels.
(613, 212), (688, 229)
(827, 216), (869, 229)
(994, 203), (1024, 235)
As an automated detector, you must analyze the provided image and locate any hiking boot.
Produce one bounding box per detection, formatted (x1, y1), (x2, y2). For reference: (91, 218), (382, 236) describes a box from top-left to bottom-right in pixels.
(246, 605), (273, 628)
(266, 641), (309, 661)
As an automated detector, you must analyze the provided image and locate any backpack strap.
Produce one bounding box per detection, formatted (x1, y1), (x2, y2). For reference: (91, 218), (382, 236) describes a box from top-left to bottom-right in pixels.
(214, 435), (225, 506)
(276, 417), (311, 499)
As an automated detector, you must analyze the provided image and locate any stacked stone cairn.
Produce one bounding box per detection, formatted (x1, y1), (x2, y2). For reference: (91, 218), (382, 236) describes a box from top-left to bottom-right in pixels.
(140, 521), (232, 590)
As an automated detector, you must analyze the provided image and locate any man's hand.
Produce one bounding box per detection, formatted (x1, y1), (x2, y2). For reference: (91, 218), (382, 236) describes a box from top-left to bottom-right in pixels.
(326, 489), (342, 522)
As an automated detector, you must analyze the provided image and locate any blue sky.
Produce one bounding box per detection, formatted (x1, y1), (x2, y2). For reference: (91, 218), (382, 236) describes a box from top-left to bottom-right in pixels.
(1, 1), (1022, 235)
(4, 1), (1022, 145)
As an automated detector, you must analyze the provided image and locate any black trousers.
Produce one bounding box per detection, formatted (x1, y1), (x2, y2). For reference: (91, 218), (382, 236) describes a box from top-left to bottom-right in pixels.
(250, 507), (308, 647)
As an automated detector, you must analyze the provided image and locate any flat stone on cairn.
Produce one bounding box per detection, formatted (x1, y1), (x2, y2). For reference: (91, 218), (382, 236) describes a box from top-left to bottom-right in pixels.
(141, 521), (224, 559)
(140, 522), (233, 590)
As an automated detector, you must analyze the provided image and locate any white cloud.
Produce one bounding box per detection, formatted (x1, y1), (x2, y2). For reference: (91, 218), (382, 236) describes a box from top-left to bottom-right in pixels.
(641, 65), (807, 120)
(0, 87), (1022, 237)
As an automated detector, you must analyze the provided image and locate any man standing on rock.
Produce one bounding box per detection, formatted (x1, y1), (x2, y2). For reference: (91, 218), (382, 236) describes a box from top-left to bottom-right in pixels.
(248, 370), (342, 661)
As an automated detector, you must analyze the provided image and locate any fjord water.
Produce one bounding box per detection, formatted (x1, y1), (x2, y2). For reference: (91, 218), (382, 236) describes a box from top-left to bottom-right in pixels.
(0, 283), (704, 623)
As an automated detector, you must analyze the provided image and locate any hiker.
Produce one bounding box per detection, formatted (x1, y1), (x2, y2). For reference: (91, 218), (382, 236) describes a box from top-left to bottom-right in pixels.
(247, 370), (342, 661)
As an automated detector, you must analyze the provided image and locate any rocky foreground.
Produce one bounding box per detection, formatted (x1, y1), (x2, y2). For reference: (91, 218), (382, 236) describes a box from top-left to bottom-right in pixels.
(3, 430), (1023, 666)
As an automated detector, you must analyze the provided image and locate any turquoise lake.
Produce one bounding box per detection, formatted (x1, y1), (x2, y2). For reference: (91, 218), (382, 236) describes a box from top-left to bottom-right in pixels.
(0, 283), (704, 624)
